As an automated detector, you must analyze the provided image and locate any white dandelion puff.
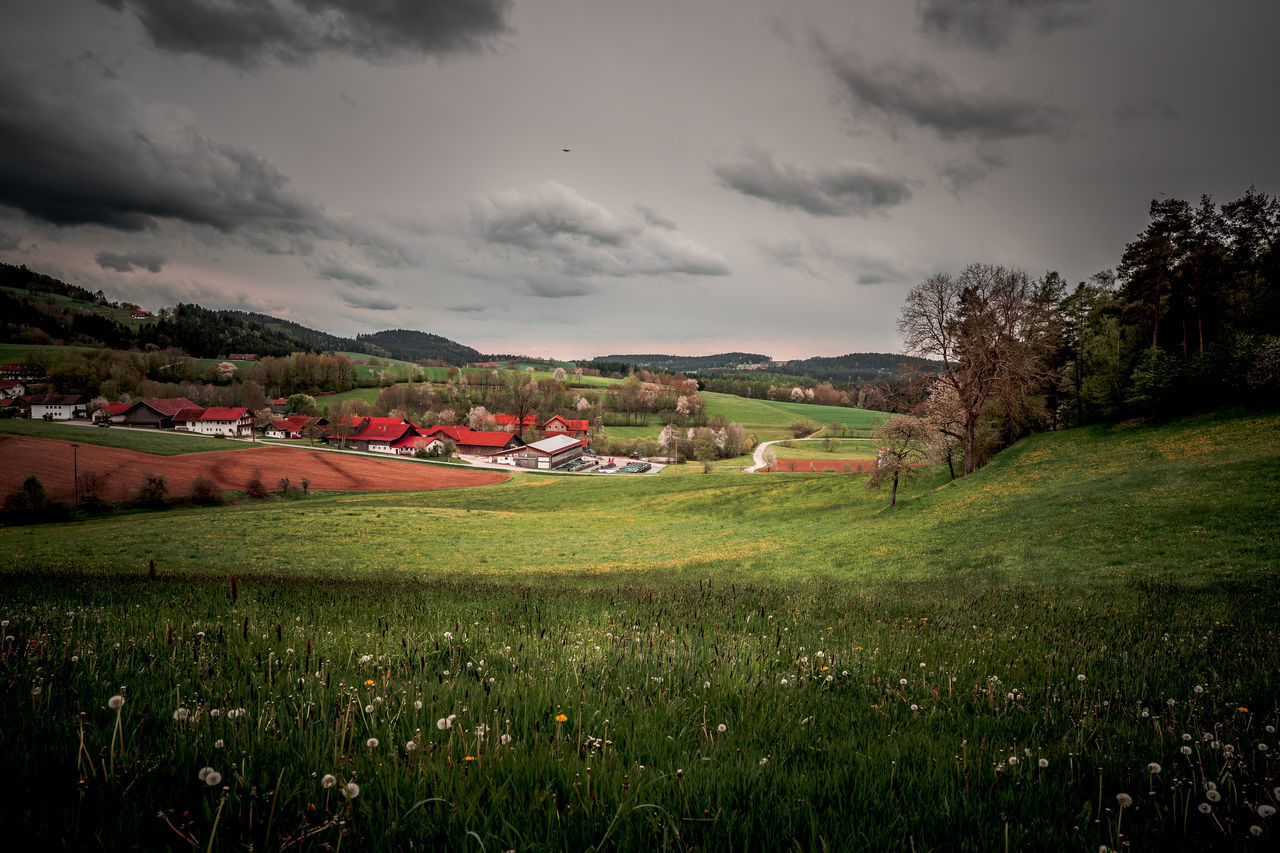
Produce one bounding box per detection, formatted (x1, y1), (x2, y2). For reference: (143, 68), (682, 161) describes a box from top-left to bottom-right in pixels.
(321, 774), (336, 788)
(366, 738), (379, 749)
(108, 695), (124, 709)
(1038, 758), (1049, 768)
(1116, 793), (1133, 808)
(1147, 762), (1162, 773)
(342, 782), (360, 799)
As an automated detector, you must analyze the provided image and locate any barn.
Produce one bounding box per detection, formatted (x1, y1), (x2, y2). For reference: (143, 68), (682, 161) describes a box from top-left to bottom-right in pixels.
(488, 434), (586, 469)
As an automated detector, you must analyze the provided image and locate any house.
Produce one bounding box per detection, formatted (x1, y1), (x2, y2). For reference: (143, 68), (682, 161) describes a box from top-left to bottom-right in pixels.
(422, 425), (521, 455)
(1, 364), (41, 381)
(96, 401), (132, 423)
(541, 415), (590, 438)
(130, 310), (152, 319)
(120, 397), (201, 429)
(184, 407), (252, 437)
(0, 379), (25, 400)
(388, 434), (444, 456)
(269, 398), (289, 413)
(493, 413), (538, 432)
(227, 353), (259, 361)
(488, 434), (586, 469)
(0, 397), (30, 418)
(264, 414), (326, 439)
(324, 416), (424, 452)
(28, 393), (88, 420)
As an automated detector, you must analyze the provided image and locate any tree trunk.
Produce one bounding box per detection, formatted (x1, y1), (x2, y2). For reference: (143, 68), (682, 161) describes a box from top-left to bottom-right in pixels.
(889, 471), (899, 507)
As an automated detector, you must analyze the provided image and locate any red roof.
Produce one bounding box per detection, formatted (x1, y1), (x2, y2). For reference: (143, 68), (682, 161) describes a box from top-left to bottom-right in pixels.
(140, 397), (200, 416)
(172, 406), (206, 423)
(494, 414), (537, 427)
(543, 416), (590, 432)
(102, 402), (131, 415)
(454, 429), (520, 448)
(390, 434), (439, 449)
(0, 379), (21, 390)
(423, 424), (469, 441)
(348, 417), (418, 442)
(198, 407), (249, 422)
(28, 394), (85, 405)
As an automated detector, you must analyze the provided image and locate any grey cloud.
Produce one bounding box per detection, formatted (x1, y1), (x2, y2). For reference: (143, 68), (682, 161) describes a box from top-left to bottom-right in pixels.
(469, 181), (730, 284)
(1113, 97), (1180, 124)
(95, 249), (166, 273)
(448, 304), (488, 313)
(935, 146), (1010, 193)
(712, 148), (912, 216)
(917, 0), (1101, 50)
(315, 262), (380, 289)
(634, 205), (677, 230)
(0, 64), (411, 266)
(758, 235), (911, 285)
(821, 45), (1068, 141)
(339, 291), (398, 311)
(96, 0), (513, 69)
(0, 229), (20, 252)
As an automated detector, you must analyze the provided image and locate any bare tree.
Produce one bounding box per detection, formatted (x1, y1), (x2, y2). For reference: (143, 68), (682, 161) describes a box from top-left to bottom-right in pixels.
(898, 263), (1052, 474)
(865, 416), (929, 507)
(501, 373), (539, 443)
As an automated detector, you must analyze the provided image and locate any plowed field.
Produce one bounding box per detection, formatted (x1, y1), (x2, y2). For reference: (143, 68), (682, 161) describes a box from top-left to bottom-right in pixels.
(0, 435), (509, 501)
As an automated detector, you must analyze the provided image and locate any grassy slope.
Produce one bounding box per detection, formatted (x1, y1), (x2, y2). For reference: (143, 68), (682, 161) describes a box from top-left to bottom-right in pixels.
(0, 419), (247, 455)
(5, 411), (1275, 585)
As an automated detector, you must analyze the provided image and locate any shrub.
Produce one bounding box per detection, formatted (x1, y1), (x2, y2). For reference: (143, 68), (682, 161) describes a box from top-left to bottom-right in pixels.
(191, 476), (223, 506)
(4, 475), (69, 523)
(244, 470), (269, 499)
(76, 471), (110, 513)
(134, 471), (169, 507)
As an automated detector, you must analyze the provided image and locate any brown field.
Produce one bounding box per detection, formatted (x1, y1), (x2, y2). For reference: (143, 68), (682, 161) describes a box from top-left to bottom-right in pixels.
(0, 435), (510, 502)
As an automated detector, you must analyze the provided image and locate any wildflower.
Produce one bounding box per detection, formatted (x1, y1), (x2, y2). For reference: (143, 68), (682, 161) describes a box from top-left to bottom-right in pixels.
(321, 774), (336, 788)
(825, 675), (833, 682)
(443, 632), (453, 640)
(1260, 743), (1270, 752)
(555, 713), (568, 723)
(899, 678), (908, 687)
(475, 724), (488, 739)
(71, 655), (78, 663)
(1181, 746), (1192, 755)
(1038, 758), (1049, 768)
(1148, 762), (1162, 773)
(1077, 674), (1086, 682)
(1259, 805), (1277, 818)
(1008, 756), (1018, 765)
(406, 740), (418, 751)
(1206, 790), (1221, 802)
(364, 679), (375, 687)
(210, 709), (221, 718)
(198, 767), (215, 782)
(842, 670), (849, 677)
(108, 695), (124, 710)
(366, 738), (379, 749)
(1251, 826), (1263, 837)
(437, 718), (449, 730)
(500, 734), (512, 745)
(717, 723), (727, 733)
(215, 739), (224, 749)
(759, 757), (768, 766)
(173, 708), (189, 722)
(414, 700), (423, 711)
(780, 678), (788, 685)
(205, 771), (222, 787)
(1116, 793), (1133, 808)
(464, 755), (475, 762)
(703, 681), (711, 689)
(1182, 733), (1192, 741)
(1194, 685), (1204, 694)
(364, 705), (373, 714)
(910, 704), (919, 712)
(1198, 803), (1212, 814)
(342, 782), (359, 799)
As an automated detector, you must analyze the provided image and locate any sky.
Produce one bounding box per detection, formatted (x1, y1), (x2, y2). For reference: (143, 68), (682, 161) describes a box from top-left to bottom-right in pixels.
(2, 1), (1277, 361)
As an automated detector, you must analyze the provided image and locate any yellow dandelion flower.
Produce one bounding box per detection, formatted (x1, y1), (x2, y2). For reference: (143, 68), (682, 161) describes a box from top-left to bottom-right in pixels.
(364, 679), (375, 687)
(555, 713), (568, 722)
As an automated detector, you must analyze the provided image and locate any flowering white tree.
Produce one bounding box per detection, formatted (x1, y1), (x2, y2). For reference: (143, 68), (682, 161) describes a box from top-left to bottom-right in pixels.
(805, 388), (815, 401)
(552, 367), (567, 382)
(575, 396), (592, 412)
(467, 406), (494, 430)
(676, 395), (691, 417)
(790, 387), (805, 402)
(659, 424), (681, 453)
(715, 427), (728, 450)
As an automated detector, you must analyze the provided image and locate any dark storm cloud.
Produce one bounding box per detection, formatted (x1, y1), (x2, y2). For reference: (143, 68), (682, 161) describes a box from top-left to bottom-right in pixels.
(0, 229), (20, 252)
(820, 45), (1068, 141)
(315, 262), (380, 289)
(95, 0), (513, 68)
(712, 148), (912, 216)
(469, 181), (730, 285)
(0, 64), (411, 264)
(916, 0), (1101, 50)
(338, 291), (397, 311)
(935, 146), (1010, 193)
(95, 249), (166, 273)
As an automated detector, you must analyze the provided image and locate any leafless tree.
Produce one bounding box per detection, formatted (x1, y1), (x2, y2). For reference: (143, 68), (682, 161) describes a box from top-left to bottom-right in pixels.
(898, 263), (1053, 474)
(865, 415), (929, 507)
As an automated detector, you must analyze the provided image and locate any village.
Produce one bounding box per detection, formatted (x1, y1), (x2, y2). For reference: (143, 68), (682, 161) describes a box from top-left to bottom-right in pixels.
(1, 373), (662, 474)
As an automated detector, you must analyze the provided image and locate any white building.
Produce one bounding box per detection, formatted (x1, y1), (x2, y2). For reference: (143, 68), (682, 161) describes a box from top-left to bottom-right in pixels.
(488, 433), (585, 469)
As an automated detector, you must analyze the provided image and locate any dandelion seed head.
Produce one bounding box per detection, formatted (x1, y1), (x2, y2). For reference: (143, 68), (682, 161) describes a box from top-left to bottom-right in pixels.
(1206, 789), (1221, 802)
(1259, 805), (1277, 818)
(414, 700), (423, 711)
(366, 738), (379, 749)
(173, 707), (189, 722)
(1116, 793), (1133, 808)
(1250, 825), (1263, 837)
(342, 782), (359, 799)
(500, 733), (512, 745)
(1198, 803), (1212, 814)
(214, 739), (224, 748)
(1147, 762), (1162, 773)
(321, 774), (336, 788)
(437, 718), (448, 730)
(364, 705), (373, 714)
(108, 695), (124, 709)
(1038, 758), (1049, 768)
(1077, 674), (1086, 682)
(1181, 745), (1192, 755)
(406, 740), (417, 751)
(717, 723), (727, 733)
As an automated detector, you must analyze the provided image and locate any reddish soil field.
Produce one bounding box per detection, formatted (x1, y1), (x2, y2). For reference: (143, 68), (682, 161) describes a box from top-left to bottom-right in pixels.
(765, 458), (878, 473)
(0, 436), (510, 502)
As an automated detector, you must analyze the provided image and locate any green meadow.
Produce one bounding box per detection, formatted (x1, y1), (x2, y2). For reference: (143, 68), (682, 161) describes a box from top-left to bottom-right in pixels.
(1, 411), (1277, 850)
(0, 418), (246, 455)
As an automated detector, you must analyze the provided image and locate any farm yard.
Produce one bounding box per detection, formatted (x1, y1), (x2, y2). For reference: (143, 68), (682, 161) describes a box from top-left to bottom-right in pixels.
(2, 410), (1278, 850)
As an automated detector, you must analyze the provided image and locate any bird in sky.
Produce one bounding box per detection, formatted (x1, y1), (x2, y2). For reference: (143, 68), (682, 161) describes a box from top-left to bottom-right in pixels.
(562, 148), (571, 152)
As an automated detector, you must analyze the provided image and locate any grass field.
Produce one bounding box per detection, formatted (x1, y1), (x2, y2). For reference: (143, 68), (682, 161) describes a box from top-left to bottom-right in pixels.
(0, 418), (248, 455)
(765, 438), (881, 460)
(1, 410), (1277, 850)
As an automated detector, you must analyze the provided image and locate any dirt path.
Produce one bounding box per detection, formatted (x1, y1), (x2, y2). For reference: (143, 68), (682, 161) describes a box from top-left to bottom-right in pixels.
(0, 435), (509, 502)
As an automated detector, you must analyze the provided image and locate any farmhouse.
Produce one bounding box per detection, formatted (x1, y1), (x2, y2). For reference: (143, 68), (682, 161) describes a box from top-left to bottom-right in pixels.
(324, 416), (425, 453)
(121, 397), (201, 429)
(0, 379), (26, 400)
(488, 433), (586, 469)
(541, 416), (590, 438)
(264, 415), (327, 439)
(422, 425), (521, 455)
(28, 394), (87, 420)
(0, 363), (41, 381)
(493, 414), (538, 432)
(0, 397), (31, 418)
(388, 435), (444, 456)
(184, 407), (252, 437)
(96, 401), (132, 423)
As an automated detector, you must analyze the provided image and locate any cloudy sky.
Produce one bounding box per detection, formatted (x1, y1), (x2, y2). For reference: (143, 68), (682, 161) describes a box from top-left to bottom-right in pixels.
(2, 1), (1277, 360)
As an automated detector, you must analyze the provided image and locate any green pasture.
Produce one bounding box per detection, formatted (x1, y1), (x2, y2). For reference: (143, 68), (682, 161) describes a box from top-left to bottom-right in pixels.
(0, 419), (247, 455)
(766, 438), (881, 460)
(1, 411), (1278, 850)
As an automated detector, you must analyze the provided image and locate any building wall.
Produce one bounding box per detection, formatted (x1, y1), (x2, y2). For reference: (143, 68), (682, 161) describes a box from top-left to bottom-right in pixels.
(31, 404), (77, 420)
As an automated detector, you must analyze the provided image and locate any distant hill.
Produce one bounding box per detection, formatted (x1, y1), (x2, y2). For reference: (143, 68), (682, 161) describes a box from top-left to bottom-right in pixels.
(356, 329), (483, 365)
(222, 310), (388, 358)
(777, 352), (941, 383)
(593, 352), (771, 372)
